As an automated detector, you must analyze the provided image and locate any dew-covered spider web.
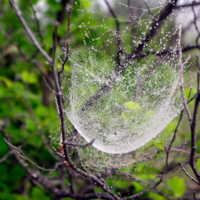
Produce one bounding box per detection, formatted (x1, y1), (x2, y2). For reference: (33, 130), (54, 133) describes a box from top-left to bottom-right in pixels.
(55, 0), (189, 168)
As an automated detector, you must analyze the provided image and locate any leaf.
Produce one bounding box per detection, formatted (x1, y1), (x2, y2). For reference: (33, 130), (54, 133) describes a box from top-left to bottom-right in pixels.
(124, 101), (141, 111)
(31, 187), (51, 200)
(115, 180), (130, 189)
(168, 177), (186, 197)
(21, 71), (37, 84)
(150, 139), (165, 151)
(145, 110), (154, 116)
(132, 181), (145, 193)
(0, 76), (12, 87)
(47, 0), (62, 11)
(197, 158), (200, 171)
(148, 191), (167, 200)
(11, 82), (26, 96)
(143, 139), (165, 152)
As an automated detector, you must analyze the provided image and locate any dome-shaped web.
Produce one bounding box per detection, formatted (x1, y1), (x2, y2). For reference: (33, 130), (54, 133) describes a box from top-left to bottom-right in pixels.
(65, 50), (181, 154)
(61, 0), (186, 164)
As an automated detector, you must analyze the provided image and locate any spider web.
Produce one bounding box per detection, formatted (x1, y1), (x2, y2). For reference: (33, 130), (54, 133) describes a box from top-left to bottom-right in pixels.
(57, 0), (189, 168)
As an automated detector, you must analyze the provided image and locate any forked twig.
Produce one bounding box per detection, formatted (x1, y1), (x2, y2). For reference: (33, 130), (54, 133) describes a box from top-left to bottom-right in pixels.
(9, 0), (52, 64)
(4, 138), (65, 172)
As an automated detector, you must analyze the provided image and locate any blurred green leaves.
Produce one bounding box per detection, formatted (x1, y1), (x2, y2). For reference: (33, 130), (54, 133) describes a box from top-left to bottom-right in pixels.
(168, 177), (186, 198)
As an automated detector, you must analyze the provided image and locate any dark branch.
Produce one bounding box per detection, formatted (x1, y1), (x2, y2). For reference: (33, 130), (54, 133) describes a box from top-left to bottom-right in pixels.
(28, 0), (44, 44)
(180, 162), (200, 185)
(190, 92), (200, 182)
(63, 139), (95, 147)
(175, 2), (200, 9)
(132, 0), (178, 55)
(192, 1), (200, 46)
(63, 0), (74, 49)
(9, 0), (52, 64)
(4, 138), (65, 172)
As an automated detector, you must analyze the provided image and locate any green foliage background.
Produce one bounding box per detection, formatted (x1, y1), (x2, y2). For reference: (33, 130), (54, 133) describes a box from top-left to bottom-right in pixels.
(0, 0), (200, 199)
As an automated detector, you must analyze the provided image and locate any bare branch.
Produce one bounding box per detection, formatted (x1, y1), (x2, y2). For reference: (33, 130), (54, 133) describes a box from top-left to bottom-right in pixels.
(132, 0), (178, 54)
(81, 43), (199, 114)
(192, 1), (200, 47)
(134, 55), (167, 100)
(0, 28), (52, 83)
(197, 72), (199, 92)
(127, 0), (134, 23)
(190, 92), (200, 182)
(104, 0), (122, 51)
(63, 139), (95, 147)
(4, 138), (64, 172)
(196, 55), (200, 71)
(48, 136), (65, 158)
(188, 86), (193, 101)
(180, 162), (200, 185)
(0, 128), (115, 200)
(143, 0), (152, 15)
(28, 0), (44, 44)
(9, 0), (52, 64)
(58, 42), (69, 90)
(178, 24), (192, 122)
(0, 150), (14, 163)
(63, 0), (74, 49)
(122, 179), (162, 200)
(193, 191), (197, 200)
(66, 167), (74, 195)
(43, 76), (60, 115)
(182, 12), (200, 35)
(175, 2), (200, 9)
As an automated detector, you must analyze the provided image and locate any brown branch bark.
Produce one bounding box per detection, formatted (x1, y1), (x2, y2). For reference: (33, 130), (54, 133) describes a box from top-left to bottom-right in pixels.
(9, 0), (52, 64)
(131, 0), (178, 55)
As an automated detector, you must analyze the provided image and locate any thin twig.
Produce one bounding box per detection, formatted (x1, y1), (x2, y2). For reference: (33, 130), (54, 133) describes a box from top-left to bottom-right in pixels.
(134, 55), (167, 100)
(188, 86), (193, 101)
(178, 24), (192, 122)
(193, 191), (197, 200)
(104, 0), (122, 50)
(180, 162), (200, 185)
(143, 0), (152, 15)
(192, 1), (200, 46)
(190, 92), (200, 182)
(132, 0), (178, 54)
(0, 28), (52, 85)
(28, 0), (44, 44)
(43, 76), (60, 115)
(66, 167), (74, 195)
(196, 55), (200, 71)
(0, 128), (114, 200)
(4, 138), (64, 172)
(0, 150), (14, 163)
(63, 139), (95, 147)
(59, 1), (74, 102)
(81, 43), (199, 114)
(127, 0), (134, 23)
(197, 72), (199, 92)
(58, 42), (69, 90)
(63, 0), (74, 49)
(9, 0), (52, 64)
(104, 0), (123, 66)
(175, 2), (200, 9)
(48, 136), (65, 158)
